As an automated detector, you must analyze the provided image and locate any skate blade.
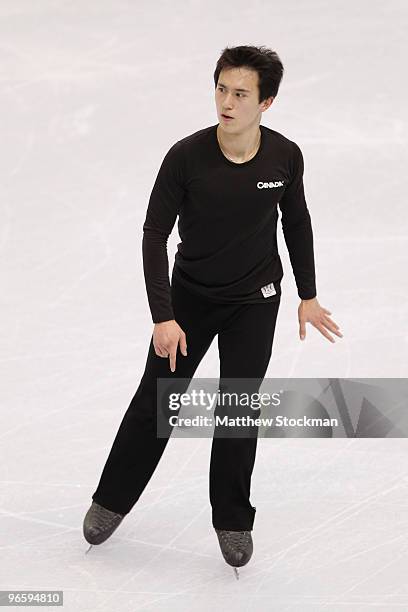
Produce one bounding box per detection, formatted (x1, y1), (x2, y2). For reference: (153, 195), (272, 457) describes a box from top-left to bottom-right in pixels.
(85, 544), (93, 554)
(233, 567), (239, 580)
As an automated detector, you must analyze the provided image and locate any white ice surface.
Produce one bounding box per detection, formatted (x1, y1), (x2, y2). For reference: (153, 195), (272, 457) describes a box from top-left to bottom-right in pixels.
(1, 0), (408, 610)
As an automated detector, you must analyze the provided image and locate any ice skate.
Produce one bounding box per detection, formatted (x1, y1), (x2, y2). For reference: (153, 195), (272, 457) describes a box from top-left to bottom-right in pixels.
(215, 529), (253, 578)
(83, 501), (124, 549)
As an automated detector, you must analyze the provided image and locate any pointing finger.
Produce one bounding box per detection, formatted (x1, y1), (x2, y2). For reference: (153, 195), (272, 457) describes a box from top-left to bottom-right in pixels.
(169, 347), (177, 373)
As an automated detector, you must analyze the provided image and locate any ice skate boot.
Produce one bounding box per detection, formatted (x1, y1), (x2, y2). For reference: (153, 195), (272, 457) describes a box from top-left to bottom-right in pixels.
(83, 501), (124, 551)
(215, 529), (253, 579)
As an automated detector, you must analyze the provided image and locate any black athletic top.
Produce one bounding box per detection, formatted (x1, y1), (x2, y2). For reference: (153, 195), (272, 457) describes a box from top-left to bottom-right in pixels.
(142, 123), (317, 323)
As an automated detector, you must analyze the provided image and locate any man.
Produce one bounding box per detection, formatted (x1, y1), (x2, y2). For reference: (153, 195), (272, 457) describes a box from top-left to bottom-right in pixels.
(83, 45), (343, 574)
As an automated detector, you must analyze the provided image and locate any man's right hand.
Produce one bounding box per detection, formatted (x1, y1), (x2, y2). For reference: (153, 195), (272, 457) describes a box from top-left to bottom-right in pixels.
(153, 319), (188, 373)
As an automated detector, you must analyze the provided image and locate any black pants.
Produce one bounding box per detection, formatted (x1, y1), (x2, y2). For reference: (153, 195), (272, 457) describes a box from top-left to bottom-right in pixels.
(92, 274), (280, 531)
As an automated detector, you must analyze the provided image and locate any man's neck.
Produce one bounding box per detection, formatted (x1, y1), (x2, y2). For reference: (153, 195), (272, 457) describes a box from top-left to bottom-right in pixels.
(217, 123), (261, 163)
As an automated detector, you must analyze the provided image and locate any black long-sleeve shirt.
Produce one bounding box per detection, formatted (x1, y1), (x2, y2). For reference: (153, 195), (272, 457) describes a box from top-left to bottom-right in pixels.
(142, 123), (317, 324)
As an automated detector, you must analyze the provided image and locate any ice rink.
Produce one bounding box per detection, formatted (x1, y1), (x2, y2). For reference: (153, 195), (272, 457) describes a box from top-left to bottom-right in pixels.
(1, 0), (408, 610)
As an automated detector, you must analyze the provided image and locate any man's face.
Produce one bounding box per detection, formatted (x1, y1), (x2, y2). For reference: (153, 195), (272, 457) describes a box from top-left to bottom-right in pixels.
(215, 66), (272, 131)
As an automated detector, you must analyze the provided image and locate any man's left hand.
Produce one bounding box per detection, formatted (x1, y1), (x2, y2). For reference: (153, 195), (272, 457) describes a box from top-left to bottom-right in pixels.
(298, 297), (343, 343)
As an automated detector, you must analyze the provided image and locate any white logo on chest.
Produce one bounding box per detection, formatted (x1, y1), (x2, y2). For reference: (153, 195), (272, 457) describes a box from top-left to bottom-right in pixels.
(261, 282), (277, 298)
(257, 180), (284, 189)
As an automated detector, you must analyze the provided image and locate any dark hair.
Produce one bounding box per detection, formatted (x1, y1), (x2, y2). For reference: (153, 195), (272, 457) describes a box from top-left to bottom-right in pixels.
(213, 45), (284, 103)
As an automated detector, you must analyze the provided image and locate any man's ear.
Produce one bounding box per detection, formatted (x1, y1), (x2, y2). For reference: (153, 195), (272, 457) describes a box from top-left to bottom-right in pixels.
(261, 96), (274, 111)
